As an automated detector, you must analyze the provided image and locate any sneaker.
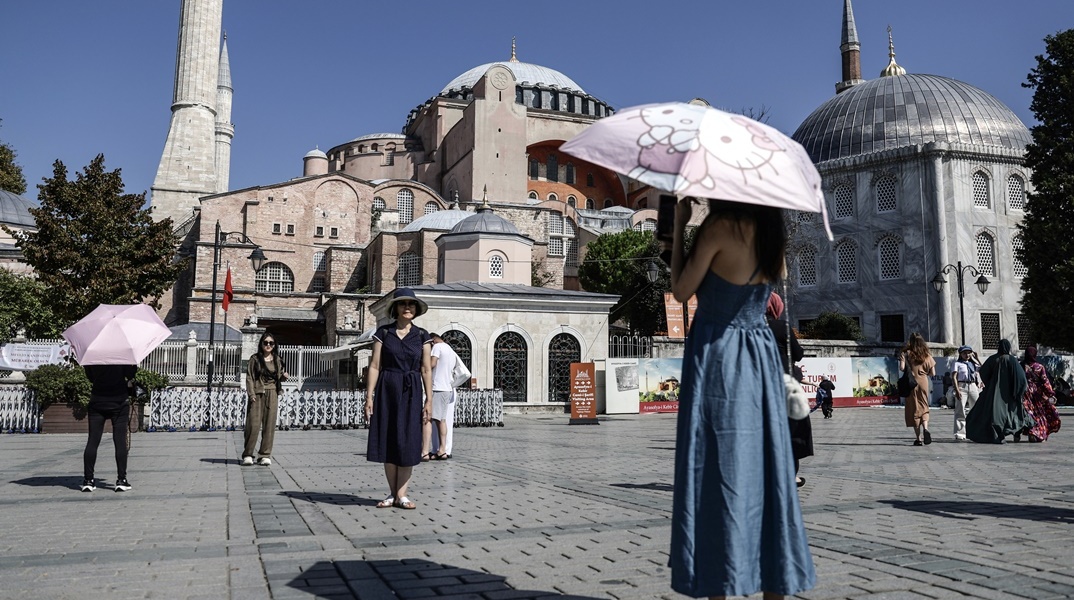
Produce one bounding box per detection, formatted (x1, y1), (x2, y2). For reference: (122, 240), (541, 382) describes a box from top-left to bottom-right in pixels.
(241, 456), (254, 466)
(114, 479), (132, 492)
(80, 478), (95, 492)
(258, 457), (272, 466)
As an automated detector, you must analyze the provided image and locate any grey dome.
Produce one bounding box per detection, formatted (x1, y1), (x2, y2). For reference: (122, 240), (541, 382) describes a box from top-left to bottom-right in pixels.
(450, 208), (520, 235)
(304, 148), (327, 159)
(793, 74), (1032, 163)
(402, 209), (472, 232)
(349, 133), (406, 143)
(0, 189), (35, 228)
(441, 61), (584, 94)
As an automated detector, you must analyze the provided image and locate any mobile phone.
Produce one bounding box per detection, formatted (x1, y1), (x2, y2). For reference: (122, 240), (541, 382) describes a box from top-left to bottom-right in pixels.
(656, 194), (677, 242)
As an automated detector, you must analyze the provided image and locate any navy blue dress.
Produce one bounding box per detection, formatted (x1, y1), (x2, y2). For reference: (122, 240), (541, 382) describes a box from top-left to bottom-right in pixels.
(670, 271), (815, 597)
(367, 324), (430, 467)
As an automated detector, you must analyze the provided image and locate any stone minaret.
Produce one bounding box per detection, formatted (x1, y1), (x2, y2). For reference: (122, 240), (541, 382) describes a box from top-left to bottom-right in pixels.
(214, 33), (233, 193)
(150, 0), (224, 224)
(835, 0), (864, 93)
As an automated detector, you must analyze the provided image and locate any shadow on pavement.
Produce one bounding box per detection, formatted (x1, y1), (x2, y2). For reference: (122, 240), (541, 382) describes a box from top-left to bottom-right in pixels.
(10, 476), (78, 489)
(199, 458), (234, 465)
(611, 482), (673, 492)
(882, 500), (1074, 522)
(280, 491), (377, 506)
(284, 558), (602, 599)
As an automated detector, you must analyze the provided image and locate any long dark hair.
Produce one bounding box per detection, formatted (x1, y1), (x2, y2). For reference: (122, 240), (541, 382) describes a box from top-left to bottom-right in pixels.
(254, 332), (283, 378)
(691, 199), (786, 283)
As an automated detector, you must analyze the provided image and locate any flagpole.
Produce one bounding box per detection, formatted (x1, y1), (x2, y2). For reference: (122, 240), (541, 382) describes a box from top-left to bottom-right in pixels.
(220, 262), (231, 396)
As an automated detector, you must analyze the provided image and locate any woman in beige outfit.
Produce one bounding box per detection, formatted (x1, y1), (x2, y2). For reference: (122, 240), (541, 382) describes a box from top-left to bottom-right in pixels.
(900, 332), (936, 446)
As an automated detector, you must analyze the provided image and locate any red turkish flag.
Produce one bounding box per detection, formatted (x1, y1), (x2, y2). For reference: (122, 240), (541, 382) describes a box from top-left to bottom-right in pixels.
(222, 267), (234, 312)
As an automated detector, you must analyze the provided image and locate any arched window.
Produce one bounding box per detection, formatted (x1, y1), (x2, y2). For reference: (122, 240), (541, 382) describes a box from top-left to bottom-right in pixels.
(566, 195), (576, 208)
(565, 163), (575, 185)
(1012, 235), (1027, 278)
(603, 199), (613, 208)
(373, 197), (386, 210)
(565, 218), (578, 267)
(528, 191), (539, 201)
(489, 254), (504, 279)
(255, 262), (295, 293)
(493, 332), (527, 403)
(547, 212), (564, 256)
(547, 333), (581, 402)
(972, 171), (991, 208)
(976, 232), (995, 277)
(441, 330), (472, 377)
(797, 247), (817, 286)
(547, 154), (558, 183)
(1007, 174), (1026, 211)
(834, 184), (854, 219)
(312, 251), (326, 272)
(836, 241), (857, 283)
(529, 158), (539, 180)
(585, 198), (595, 210)
(875, 176), (896, 213)
(877, 237), (901, 280)
(397, 189), (414, 224)
(423, 201), (439, 216)
(396, 252), (420, 287)
(548, 193), (559, 203)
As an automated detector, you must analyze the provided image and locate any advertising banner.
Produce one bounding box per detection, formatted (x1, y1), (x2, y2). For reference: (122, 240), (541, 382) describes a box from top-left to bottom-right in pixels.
(637, 357), (682, 413)
(0, 343), (70, 371)
(569, 362), (598, 424)
(606, 357), (641, 414)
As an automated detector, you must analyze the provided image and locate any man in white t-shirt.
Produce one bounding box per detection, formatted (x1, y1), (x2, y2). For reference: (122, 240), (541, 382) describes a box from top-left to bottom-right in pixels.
(421, 333), (462, 459)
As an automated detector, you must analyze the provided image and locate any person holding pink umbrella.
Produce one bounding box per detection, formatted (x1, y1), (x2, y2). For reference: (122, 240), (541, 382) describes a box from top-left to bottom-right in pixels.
(81, 364), (138, 492)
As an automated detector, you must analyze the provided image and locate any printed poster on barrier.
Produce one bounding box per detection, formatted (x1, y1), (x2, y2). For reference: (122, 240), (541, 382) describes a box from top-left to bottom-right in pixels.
(605, 357), (641, 414)
(798, 357), (853, 408)
(0, 343), (71, 371)
(569, 362), (598, 424)
(637, 357), (682, 413)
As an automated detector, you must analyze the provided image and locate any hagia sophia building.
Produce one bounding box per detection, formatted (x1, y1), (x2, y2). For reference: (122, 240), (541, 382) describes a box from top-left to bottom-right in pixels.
(126, 0), (1032, 402)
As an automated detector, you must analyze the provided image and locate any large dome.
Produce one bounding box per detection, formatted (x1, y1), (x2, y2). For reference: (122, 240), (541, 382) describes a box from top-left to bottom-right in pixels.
(793, 74), (1032, 163)
(441, 60), (584, 94)
(0, 189), (35, 228)
(450, 207), (520, 235)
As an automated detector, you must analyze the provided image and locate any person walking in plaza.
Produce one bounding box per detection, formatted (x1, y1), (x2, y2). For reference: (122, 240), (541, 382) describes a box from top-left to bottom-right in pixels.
(81, 364), (138, 492)
(952, 345), (981, 441)
(1018, 345), (1060, 442)
(243, 332), (288, 466)
(766, 292), (812, 488)
(664, 197), (815, 599)
(422, 332), (462, 461)
(365, 288), (433, 510)
(900, 333), (936, 446)
(817, 377), (836, 419)
(966, 339), (1032, 444)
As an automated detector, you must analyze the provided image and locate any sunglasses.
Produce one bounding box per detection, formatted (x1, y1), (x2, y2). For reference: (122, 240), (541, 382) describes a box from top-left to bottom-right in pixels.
(262, 341), (275, 346)
(397, 300), (418, 307)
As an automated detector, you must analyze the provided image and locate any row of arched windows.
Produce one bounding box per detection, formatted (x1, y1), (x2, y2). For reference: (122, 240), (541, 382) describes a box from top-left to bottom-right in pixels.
(529, 156), (584, 186)
(795, 231), (1025, 286)
(829, 172), (1028, 219)
(372, 188), (441, 226)
(440, 330), (581, 403)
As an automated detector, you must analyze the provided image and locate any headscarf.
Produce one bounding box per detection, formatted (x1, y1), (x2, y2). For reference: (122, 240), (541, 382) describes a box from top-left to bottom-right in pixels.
(1023, 345), (1038, 365)
(966, 339), (1032, 443)
(765, 292), (784, 320)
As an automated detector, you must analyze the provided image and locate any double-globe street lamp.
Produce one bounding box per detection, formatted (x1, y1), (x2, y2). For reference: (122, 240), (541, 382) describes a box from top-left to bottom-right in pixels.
(206, 221), (266, 428)
(931, 261), (990, 346)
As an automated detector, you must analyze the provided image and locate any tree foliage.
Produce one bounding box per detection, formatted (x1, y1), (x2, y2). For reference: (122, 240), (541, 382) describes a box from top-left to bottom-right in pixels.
(1019, 29), (1074, 350)
(578, 229), (668, 336)
(0, 270), (63, 344)
(8, 154), (185, 324)
(801, 311), (863, 341)
(0, 120), (27, 195)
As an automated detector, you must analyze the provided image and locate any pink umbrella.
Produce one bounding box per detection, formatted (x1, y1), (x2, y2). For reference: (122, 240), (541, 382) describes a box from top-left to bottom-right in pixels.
(61, 304), (171, 365)
(560, 102), (832, 240)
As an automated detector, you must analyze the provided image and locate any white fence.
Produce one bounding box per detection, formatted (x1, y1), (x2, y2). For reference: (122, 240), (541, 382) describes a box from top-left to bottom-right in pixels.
(0, 387), (39, 433)
(609, 335), (653, 358)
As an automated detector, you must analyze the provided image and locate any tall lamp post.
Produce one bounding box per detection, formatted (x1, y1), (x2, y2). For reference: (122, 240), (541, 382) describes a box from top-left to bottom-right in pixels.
(206, 221), (266, 429)
(931, 261), (990, 346)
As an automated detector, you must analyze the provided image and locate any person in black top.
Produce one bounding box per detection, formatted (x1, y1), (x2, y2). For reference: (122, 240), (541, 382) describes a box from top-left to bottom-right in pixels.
(766, 292), (811, 487)
(82, 364), (138, 492)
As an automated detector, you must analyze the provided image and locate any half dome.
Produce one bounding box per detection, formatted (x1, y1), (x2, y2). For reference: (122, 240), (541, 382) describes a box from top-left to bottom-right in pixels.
(793, 74), (1032, 163)
(441, 61), (584, 95)
(402, 209), (472, 232)
(0, 189), (35, 228)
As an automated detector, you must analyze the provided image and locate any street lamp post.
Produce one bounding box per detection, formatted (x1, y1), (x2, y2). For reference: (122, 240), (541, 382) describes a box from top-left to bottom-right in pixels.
(931, 261), (990, 346)
(205, 221), (266, 429)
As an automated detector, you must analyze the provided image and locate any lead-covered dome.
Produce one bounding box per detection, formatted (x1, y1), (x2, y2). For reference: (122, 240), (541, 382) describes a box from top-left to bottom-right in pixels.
(450, 207), (520, 235)
(0, 189), (35, 228)
(441, 61), (584, 94)
(793, 74), (1032, 163)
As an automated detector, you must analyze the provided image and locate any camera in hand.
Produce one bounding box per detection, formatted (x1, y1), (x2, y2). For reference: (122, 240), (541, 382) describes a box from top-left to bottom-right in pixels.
(656, 194), (677, 242)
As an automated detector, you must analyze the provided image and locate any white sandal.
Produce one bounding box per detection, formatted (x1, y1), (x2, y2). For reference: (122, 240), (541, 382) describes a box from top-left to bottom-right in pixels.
(394, 496), (417, 510)
(376, 496), (394, 508)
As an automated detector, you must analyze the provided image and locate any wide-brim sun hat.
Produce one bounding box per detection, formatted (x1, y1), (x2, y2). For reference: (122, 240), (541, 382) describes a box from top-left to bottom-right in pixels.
(387, 288), (428, 318)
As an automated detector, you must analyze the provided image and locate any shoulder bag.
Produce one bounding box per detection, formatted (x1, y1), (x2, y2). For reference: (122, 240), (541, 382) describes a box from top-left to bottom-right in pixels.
(897, 354), (918, 397)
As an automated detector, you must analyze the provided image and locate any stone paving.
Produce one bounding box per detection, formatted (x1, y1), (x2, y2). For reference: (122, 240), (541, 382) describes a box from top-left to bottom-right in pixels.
(2, 406), (1074, 599)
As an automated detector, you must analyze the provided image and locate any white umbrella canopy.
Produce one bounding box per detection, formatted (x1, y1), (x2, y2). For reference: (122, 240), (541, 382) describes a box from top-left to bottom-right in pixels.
(61, 304), (171, 365)
(561, 101), (832, 240)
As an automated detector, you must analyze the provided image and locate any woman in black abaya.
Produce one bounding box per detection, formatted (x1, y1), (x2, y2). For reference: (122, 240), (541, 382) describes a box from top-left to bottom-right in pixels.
(966, 339), (1033, 444)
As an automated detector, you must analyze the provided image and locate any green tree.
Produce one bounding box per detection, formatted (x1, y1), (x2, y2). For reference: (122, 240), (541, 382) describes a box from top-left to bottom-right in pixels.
(0, 120), (27, 195)
(1019, 29), (1074, 350)
(0, 270), (64, 344)
(7, 155), (185, 324)
(801, 311), (863, 341)
(578, 229), (668, 335)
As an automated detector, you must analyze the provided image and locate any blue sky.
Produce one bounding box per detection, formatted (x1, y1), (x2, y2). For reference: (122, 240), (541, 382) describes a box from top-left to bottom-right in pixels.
(1, 1), (1071, 203)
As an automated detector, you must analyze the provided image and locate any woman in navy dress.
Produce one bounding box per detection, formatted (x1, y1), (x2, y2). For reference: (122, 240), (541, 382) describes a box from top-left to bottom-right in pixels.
(664, 198), (815, 599)
(364, 288), (433, 510)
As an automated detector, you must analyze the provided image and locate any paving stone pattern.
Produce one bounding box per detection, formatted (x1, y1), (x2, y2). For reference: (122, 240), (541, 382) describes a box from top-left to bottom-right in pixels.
(2, 407), (1074, 599)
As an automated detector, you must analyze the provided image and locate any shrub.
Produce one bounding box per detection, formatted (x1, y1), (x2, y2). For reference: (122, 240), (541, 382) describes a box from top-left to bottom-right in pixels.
(802, 311), (864, 341)
(24, 364), (91, 409)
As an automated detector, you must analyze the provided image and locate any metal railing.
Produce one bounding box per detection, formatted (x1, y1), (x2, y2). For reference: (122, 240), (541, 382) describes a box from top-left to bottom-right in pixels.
(0, 387), (39, 433)
(609, 334), (653, 358)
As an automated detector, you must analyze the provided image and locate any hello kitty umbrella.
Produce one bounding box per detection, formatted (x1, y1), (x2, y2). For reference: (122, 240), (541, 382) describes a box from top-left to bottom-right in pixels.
(560, 102), (832, 240)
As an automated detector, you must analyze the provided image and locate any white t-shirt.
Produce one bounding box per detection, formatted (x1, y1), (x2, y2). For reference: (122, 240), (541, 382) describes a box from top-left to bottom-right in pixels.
(430, 341), (459, 392)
